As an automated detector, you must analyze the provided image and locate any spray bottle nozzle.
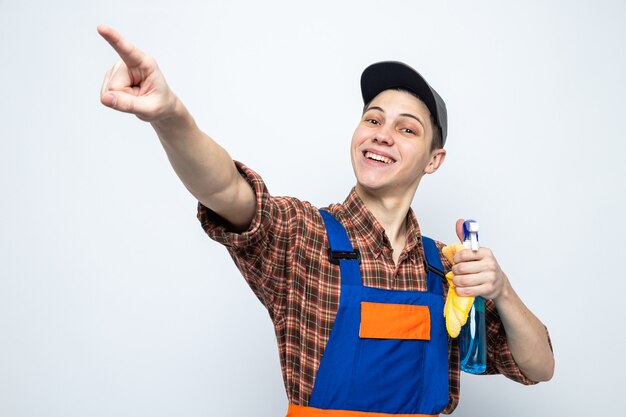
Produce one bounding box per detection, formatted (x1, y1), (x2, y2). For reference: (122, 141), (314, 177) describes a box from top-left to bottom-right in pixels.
(463, 220), (480, 251)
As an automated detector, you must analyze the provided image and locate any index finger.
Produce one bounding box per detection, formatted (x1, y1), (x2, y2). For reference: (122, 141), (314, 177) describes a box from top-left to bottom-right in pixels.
(97, 24), (145, 67)
(454, 247), (490, 264)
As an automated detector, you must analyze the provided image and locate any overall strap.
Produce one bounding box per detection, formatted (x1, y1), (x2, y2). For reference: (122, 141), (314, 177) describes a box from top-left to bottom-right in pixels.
(319, 210), (361, 286)
(422, 236), (444, 296)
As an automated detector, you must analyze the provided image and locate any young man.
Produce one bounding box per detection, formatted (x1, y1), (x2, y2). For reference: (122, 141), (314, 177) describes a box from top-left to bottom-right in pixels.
(98, 24), (553, 415)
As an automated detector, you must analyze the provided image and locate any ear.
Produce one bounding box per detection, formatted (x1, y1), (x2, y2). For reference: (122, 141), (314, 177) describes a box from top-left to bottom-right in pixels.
(424, 148), (446, 175)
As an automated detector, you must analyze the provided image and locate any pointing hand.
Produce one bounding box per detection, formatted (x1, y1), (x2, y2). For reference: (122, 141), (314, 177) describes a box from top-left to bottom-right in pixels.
(98, 24), (177, 122)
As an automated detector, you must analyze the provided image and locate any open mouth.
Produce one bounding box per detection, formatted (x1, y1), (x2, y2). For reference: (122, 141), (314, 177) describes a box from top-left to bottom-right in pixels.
(364, 151), (395, 164)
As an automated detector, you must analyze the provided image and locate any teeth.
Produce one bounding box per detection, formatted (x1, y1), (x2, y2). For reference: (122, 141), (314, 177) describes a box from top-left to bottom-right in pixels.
(365, 151), (393, 164)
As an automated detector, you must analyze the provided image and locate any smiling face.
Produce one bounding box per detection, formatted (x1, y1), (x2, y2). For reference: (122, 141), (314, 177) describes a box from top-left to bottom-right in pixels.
(350, 89), (446, 198)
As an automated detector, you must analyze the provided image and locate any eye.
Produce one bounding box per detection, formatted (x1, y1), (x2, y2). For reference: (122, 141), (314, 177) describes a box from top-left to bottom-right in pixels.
(401, 127), (416, 135)
(366, 118), (380, 125)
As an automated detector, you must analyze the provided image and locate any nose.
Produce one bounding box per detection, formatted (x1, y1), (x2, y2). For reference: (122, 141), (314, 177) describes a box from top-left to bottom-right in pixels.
(373, 125), (394, 146)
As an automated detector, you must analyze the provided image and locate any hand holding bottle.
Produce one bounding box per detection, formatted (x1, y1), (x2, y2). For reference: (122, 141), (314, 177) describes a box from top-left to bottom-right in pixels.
(451, 219), (508, 301)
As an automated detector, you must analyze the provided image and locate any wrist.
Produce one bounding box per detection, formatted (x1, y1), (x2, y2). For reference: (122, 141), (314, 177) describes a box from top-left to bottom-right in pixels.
(492, 273), (513, 309)
(151, 97), (195, 133)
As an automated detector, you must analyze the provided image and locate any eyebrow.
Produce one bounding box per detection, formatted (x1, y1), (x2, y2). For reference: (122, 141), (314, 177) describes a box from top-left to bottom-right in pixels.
(364, 106), (425, 130)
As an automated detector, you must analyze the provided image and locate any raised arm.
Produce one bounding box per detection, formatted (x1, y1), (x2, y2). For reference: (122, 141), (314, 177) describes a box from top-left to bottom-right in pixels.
(97, 24), (255, 230)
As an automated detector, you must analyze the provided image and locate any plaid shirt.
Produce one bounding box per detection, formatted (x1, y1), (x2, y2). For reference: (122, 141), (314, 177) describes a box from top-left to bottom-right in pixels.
(198, 161), (538, 414)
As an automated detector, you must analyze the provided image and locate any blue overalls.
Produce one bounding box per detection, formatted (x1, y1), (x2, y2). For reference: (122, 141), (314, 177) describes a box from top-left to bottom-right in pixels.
(287, 210), (449, 417)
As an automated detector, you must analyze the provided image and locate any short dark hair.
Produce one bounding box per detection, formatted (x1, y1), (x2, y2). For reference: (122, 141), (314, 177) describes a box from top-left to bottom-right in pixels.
(362, 88), (443, 151)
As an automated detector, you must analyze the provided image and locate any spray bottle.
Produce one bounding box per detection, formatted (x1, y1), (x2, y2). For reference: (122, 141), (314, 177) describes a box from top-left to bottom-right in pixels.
(459, 220), (487, 374)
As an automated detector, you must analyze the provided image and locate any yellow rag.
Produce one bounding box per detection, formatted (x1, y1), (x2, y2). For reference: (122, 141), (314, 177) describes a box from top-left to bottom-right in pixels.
(441, 243), (474, 338)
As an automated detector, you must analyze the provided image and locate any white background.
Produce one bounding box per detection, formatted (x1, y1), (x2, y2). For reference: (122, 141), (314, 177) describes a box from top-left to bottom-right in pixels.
(1, 1), (625, 416)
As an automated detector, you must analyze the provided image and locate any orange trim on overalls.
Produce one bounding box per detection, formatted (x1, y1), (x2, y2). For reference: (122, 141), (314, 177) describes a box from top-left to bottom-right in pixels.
(287, 404), (439, 417)
(359, 302), (431, 340)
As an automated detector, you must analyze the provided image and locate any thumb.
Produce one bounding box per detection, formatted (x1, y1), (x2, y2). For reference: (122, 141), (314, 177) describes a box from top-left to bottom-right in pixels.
(455, 218), (465, 242)
(101, 91), (145, 117)
(101, 92), (118, 108)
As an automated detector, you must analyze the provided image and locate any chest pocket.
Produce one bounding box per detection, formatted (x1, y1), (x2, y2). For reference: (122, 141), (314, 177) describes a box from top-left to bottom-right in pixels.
(360, 301), (431, 340)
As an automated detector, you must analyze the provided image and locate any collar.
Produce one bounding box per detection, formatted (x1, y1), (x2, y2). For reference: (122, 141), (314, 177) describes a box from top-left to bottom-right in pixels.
(336, 188), (423, 260)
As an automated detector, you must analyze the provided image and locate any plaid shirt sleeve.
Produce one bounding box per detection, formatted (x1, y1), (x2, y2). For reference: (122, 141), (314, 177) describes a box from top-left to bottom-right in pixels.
(196, 161), (338, 405)
(483, 301), (553, 384)
(196, 160), (316, 322)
